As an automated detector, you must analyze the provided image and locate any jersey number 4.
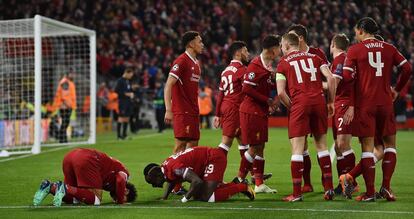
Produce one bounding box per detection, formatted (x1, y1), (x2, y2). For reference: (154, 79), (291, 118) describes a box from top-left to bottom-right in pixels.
(368, 52), (384, 77)
(221, 75), (234, 95)
(290, 58), (317, 83)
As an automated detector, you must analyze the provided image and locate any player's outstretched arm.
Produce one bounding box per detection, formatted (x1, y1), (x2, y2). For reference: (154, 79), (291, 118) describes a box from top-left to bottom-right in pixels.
(182, 169), (203, 202)
(115, 171), (128, 204)
(161, 181), (176, 200)
(276, 73), (291, 109)
(321, 66), (336, 117)
(164, 76), (178, 124)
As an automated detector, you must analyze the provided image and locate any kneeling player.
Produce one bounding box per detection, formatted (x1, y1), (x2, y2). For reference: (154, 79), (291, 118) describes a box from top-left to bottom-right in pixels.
(33, 148), (137, 206)
(144, 145), (255, 202)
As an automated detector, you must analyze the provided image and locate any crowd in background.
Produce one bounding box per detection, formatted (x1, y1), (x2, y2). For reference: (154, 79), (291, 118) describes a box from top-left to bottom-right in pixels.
(2, 0), (414, 129)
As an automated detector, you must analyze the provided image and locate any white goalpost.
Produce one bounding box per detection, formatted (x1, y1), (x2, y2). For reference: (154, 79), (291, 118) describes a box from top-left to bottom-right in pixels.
(0, 15), (96, 157)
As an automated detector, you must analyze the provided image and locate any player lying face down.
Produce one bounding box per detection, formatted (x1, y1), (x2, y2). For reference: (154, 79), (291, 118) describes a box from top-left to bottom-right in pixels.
(144, 146), (255, 202)
(33, 148), (137, 206)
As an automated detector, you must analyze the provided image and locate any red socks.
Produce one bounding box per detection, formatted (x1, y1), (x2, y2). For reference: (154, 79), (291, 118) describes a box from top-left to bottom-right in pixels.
(317, 150), (333, 191)
(65, 185), (98, 205)
(382, 148), (397, 190)
(291, 155), (304, 196)
(210, 183), (247, 202)
(253, 156), (264, 186)
(303, 150), (312, 186)
(238, 151), (254, 179)
(361, 152), (376, 196)
(337, 149), (356, 177)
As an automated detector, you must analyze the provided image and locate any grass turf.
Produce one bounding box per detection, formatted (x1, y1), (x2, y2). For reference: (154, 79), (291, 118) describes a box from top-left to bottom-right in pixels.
(0, 128), (413, 218)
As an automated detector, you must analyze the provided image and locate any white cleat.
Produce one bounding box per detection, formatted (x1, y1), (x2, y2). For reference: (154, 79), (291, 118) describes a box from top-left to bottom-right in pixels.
(254, 184), (277, 194)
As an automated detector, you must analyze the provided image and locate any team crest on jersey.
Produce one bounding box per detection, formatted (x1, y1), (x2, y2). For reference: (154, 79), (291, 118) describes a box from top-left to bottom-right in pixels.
(172, 64), (179, 71)
(248, 72), (255, 80)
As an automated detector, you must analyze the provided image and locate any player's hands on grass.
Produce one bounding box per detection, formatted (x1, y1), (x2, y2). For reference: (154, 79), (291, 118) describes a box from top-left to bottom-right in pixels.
(391, 87), (399, 102)
(327, 102), (334, 118)
(343, 106), (354, 125)
(165, 110), (173, 124)
(213, 116), (221, 128)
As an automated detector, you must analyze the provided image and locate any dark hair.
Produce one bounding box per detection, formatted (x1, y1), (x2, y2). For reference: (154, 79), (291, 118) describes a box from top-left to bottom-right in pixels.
(143, 163), (159, 176)
(262, 34), (281, 49)
(332, 33), (350, 51)
(287, 24), (308, 41)
(374, 34), (384, 41)
(182, 31), (200, 48)
(228, 41), (247, 58)
(126, 182), (137, 202)
(356, 17), (379, 35)
(124, 68), (134, 74)
(282, 32), (299, 47)
(109, 182), (137, 203)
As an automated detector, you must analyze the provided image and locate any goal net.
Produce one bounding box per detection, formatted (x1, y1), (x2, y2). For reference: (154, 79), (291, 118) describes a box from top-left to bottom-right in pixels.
(0, 15), (96, 157)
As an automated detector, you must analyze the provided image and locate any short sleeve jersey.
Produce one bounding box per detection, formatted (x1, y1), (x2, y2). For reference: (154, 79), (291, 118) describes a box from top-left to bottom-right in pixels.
(239, 55), (275, 117)
(161, 147), (209, 182)
(276, 51), (328, 106)
(169, 52), (201, 115)
(343, 38), (408, 107)
(331, 52), (354, 107)
(219, 60), (246, 108)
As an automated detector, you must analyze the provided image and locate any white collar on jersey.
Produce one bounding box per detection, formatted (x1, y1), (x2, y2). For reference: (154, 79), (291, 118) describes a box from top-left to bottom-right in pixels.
(185, 51), (198, 64)
(230, 59), (243, 64)
(362, 37), (377, 41)
(260, 53), (273, 72)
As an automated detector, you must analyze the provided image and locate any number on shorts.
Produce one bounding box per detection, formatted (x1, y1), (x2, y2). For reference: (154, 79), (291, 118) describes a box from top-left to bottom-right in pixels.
(289, 58), (317, 83)
(368, 52), (384, 77)
(338, 118), (344, 131)
(221, 75), (234, 95)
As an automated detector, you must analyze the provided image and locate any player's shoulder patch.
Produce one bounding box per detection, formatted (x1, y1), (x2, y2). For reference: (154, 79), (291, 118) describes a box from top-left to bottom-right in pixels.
(172, 64), (179, 71)
(335, 64), (343, 76)
(248, 72), (255, 80)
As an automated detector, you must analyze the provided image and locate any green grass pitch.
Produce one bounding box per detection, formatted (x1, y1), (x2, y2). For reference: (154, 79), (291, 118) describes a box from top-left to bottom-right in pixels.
(0, 128), (413, 218)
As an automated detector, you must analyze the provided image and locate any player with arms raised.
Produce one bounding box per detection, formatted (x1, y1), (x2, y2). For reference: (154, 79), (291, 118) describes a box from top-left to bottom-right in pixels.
(287, 24), (329, 193)
(340, 17), (412, 201)
(238, 35), (280, 193)
(276, 33), (336, 201)
(164, 31), (204, 153)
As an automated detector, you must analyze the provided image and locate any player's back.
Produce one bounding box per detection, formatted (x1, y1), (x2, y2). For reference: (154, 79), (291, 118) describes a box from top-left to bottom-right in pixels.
(278, 51), (326, 105)
(308, 46), (329, 63)
(220, 60), (246, 107)
(162, 147), (209, 180)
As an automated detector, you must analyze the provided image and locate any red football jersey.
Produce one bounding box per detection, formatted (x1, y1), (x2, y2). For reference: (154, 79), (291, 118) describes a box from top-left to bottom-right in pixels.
(161, 147), (209, 182)
(276, 51), (328, 105)
(308, 46), (329, 64)
(239, 55), (275, 117)
(219, 60), (246, 109)
(169, 52), (201, 115)
(331, 52), (354, 107)
(343, 38), (409, 107)
(95, 151), (129, 190)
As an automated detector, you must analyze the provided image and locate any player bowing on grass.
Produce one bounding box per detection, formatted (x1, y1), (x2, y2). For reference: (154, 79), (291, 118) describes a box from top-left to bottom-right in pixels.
(238, 35), (281, 194)
(329, 34), (359, 195)
(340, 17), (412, 202)
(33, 148), (137, 206)
(276, 33), (336, 202)
(144, 145), (255, 203)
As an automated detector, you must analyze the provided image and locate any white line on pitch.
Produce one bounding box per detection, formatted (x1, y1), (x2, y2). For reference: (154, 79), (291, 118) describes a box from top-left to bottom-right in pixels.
(0, 133), (162, 163)
(0, 205), (412, 215)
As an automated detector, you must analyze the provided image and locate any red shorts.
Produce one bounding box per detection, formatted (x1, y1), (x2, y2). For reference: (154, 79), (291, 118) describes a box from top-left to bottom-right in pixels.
(240, 112), (268, 145)
(203, 148), (227, 182)
(173, 114), (200, 140)
(353, 105), (396, 137)
(221, 106), (241, 138)
(333, 104), (353, 139)
(288, 104), (327, 138)
(62, 149), (102, 188)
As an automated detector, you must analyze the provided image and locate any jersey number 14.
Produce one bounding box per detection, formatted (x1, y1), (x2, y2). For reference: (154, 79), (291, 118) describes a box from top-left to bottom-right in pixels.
(290, 58), (317, 83)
